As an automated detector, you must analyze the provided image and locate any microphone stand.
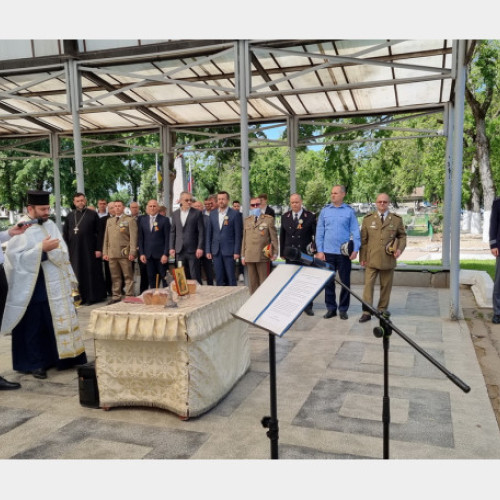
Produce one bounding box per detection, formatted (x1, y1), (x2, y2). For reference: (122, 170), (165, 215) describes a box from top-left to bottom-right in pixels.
(333, 273), (470, 459)
(261, 332), (279, 459)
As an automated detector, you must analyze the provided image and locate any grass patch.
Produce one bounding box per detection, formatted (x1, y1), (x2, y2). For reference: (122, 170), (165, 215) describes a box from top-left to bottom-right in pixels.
(459, 260), (496, 280)
(397, 259), (496, 280)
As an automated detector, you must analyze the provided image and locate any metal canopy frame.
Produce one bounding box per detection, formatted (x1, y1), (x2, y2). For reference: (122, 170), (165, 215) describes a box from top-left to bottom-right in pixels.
(0, 38), (473, 318)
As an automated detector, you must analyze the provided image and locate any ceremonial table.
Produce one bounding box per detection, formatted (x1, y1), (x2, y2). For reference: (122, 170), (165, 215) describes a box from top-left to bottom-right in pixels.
(86, 286), (250, 418)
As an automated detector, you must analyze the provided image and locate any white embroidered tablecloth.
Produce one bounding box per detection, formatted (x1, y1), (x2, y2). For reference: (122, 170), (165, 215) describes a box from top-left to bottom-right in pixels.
(86, 286), (250, 418)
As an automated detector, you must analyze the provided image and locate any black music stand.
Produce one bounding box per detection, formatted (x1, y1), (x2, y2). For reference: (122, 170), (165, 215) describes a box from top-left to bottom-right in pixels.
(233, 263), (334, 459)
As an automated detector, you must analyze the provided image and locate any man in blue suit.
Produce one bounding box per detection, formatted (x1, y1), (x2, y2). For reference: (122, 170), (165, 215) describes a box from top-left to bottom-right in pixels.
(206, 191), (242, 286)
(138, 199), (171, 289)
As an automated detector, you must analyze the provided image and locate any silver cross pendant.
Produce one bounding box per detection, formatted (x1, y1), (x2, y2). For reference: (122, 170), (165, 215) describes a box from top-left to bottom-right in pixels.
(74, 227), (79, 234)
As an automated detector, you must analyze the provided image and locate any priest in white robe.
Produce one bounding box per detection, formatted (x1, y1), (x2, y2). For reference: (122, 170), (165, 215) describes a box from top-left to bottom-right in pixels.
(0, 190), (87, 379)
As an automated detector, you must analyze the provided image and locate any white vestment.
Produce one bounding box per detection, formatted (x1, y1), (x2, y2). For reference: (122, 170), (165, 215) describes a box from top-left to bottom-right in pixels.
(0, 218), (85, 360)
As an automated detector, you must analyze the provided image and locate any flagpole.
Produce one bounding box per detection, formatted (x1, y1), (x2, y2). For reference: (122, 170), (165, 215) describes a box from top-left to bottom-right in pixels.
(188, 155), (193, 193)
(155, 153), (160, 202)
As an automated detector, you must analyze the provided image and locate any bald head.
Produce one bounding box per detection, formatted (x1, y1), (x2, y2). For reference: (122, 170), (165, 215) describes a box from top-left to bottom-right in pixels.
(146, 199), (159, 216)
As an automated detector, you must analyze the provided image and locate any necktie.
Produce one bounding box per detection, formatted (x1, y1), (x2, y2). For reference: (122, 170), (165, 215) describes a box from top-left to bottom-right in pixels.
(294, 213), (299, 225)
(150, 216), (155, 231)
(380, 214), (384, 224)
(115, 216), (119, 225)
(255, 216), (258, 223)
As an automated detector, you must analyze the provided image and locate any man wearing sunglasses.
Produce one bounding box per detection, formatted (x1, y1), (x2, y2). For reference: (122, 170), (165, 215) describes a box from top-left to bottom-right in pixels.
(241, 197), (278, 294)
(358, 193), (406, 323)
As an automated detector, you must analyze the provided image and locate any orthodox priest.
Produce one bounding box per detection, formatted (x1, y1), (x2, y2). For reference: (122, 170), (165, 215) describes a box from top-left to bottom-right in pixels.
(63, 192), (106, 305)
(0, 190), (87, 379)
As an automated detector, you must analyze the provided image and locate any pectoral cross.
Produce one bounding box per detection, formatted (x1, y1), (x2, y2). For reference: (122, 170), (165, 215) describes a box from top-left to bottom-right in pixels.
(74, 227), (79, 234)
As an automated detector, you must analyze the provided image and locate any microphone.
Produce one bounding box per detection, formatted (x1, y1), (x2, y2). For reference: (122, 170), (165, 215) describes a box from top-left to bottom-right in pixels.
(284, 247), (335, 272)
(17, 218), (39, 228)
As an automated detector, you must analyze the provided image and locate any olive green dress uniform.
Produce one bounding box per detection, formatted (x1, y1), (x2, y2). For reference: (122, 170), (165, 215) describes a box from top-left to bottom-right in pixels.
(103, 214), (138, 300)
(359, 211), (406, 313)
(241, 214), (279, 294)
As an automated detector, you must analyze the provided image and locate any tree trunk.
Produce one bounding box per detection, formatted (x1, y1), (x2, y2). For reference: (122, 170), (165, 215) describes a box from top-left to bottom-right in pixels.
(475, 118), (495, 211)
(470, 157), (482, 234)
(465, 89), (495, 242)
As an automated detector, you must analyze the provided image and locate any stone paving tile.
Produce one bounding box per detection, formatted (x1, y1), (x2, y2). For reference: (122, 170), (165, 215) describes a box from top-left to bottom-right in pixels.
(292, 378), (454, 448)
(279, 443), (374, 459)
(11, 417), (210, 460)
(0, 406), (40, 436)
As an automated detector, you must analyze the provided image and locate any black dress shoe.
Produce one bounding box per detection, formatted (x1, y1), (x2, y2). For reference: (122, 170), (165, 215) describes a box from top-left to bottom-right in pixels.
(107, 298), (121, 305)
(323, 310), (337, 319)
(304, 309), (314, 316)
(493, 315), (500, 324)
(359, 313), (372, 323)
(32, 368), (47, 379)
(0, 376), (21, 390)
(339, 311), (348, 320)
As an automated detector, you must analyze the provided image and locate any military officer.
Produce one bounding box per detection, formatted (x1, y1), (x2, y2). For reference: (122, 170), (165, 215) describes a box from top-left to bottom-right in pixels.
(358, 193), (406, 322)
(102, 200), (138, 304)
(279, 193), (317, 315)
(241, 196), (279, 294)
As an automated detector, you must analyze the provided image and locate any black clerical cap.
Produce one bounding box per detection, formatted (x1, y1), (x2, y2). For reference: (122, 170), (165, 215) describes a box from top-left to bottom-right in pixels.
(27, 190), (50, 206)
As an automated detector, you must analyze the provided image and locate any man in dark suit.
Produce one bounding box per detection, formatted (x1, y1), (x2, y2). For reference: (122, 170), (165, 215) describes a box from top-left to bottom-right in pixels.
(259, 193), (276, 218)
(193, 200), (214, 285)
(232, 200), (245, 282)
(206, 191), (243, 286)
(130, 201), (149, 294)
(138, 199), (171, 289)
(169, 191), (205, 284)
(490, 197), (500, 324)
(280, 193), (317, 315)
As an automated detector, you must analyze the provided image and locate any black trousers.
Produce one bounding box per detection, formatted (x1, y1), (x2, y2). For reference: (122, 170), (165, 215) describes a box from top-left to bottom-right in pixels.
(0, 264), (7, 322)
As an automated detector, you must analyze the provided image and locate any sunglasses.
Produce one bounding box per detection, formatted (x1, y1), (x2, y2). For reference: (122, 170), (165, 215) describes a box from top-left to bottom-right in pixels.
(250, 203), (261, 207)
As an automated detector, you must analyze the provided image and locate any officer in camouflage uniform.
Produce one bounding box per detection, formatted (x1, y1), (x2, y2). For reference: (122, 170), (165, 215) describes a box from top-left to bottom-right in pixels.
(358, 193), (406, 322)
(241, 196), (279, 294)
(102, 200), (138, 304)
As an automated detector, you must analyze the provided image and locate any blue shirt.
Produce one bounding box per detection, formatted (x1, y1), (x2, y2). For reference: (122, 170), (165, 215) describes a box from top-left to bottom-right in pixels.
(315, 203), (361, 254)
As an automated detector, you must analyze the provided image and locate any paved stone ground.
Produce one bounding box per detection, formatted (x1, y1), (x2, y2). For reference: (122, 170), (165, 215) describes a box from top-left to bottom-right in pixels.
(2, 234), (499, 498)
(462, 286), (500, 430)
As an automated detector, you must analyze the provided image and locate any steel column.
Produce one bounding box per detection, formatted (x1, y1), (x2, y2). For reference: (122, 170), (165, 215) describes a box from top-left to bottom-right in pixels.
(65, 60), (85, 193)
(288, 116), (297, 195)
(50, 133), (62, 231)
(442, 103), (453, 268)
(450, 40), (467, 320)
(161, 126), (171, 215)
(238, 40), (250, 216)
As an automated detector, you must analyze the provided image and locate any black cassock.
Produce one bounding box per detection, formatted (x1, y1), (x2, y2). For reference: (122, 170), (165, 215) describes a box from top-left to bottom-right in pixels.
(63, 208), (106, 305)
